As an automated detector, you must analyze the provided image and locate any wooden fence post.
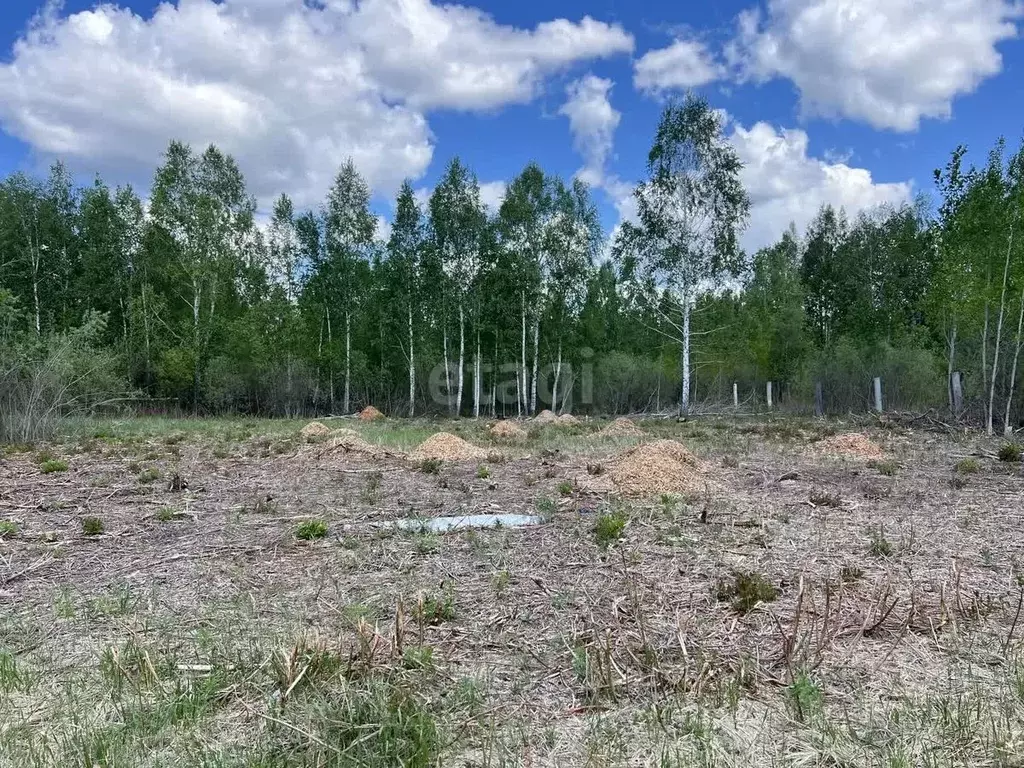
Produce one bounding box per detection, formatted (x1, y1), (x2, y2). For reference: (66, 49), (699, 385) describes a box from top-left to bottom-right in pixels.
(733, 382), (738, 408)
(814, 381), (824, 418)
(873, 377), (883, 412)
(766, 381), (773, 410)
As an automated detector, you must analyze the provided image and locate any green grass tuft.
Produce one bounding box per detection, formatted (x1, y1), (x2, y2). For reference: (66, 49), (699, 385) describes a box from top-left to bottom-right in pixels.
(295, 520), (329, 541)
(593, 510), (627, 549)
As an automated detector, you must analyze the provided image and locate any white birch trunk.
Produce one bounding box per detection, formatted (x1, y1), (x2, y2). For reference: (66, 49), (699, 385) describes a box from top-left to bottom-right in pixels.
(680, 297), (692, 416)
(326, 310), (334, 410)
(530, 317), (539, 414)
(1003, 281), (1024, 435)
(551, 341), (562, 414)
(344, 311), (351, 415)
(456, 302), (465, 417)
(473, 330), (481, 418)
(988, 229), (1013, 435)
(947, 322), (957, 412)
(520, 293), (527, 417)
(443, 327), (451, 414)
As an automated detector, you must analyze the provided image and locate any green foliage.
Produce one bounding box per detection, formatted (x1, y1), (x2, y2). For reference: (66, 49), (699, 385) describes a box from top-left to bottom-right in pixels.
(715, 571), (779, 614)
(871, 459), (900, 476)
(40, 458), (68, 473)
(593, 510), (627, 549)
(868, 526), (894, 558)
(998, 443), (1022, 462)
(295, 520), (328, 541)
(475, 465), (490, 479)
(955, 458), (981, 474)
(417, 458), (442, 475)
(557, 480), (573, 496)
(0, 520), (18, 538)
(81, 517), (104, 536)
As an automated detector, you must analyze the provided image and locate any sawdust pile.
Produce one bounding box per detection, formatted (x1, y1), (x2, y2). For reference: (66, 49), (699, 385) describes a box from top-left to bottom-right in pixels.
(489, 420), (528, 441)
(610, 439), (707, 496)
(816, 432), (883, 459)
(599, 417), (645, 437)
(318, 428), (392, 458)
(300, 421), (331, 440)
(558, 414), (580, 425)
(534, 410), (559, 424)
(409, 432), (487, 463)
(358, 405), (384, 421)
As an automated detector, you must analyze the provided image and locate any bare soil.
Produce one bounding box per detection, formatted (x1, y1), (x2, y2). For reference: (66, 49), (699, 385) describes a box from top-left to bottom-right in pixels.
(1, 416), (1022, 766)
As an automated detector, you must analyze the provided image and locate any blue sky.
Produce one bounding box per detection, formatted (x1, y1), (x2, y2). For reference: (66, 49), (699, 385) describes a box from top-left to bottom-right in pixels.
(1, 0), (1022, 250)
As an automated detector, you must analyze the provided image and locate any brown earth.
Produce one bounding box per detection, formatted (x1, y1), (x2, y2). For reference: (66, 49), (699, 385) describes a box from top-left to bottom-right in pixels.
(816, 432), (884, 459)
(408, 432), (487, 462)
(489, 420), (528, 441)
(358, 405), (385, 421)
(599, 417), (645, 437)
(299, 421), (331, 440)
(609, 438), (708, 496)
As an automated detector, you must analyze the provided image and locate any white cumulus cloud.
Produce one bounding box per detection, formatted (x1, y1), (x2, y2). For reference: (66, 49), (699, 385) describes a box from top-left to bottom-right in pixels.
(729, 0), (1021, 131)
(633, 38), (723, 93)
(0, 0), (633, 207)
(728, 120), (912, 250)
(559, 75), (621, 186)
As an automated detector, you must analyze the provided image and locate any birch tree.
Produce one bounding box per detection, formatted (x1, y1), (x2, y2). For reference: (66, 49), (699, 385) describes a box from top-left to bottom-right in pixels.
(387, 182), (424, 416)
(429, 159), (486, 416)
(614, 94), (749, 416)
(323, 160), (376, 414)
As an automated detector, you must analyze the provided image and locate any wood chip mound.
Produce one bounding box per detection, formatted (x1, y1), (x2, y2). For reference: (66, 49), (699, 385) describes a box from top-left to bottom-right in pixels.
(610, 439), (707, 496)
(358, 405), (384, 421)
(816, 432), (883, 459)
(408, 432), (487, 463)
(599, 417), (645, 437)
(299, 421), (331, 440)
(534, 409), (559, 424)
(558, 414), (579, 425)
(318, 428), (394, 458)
(489, 420), (528, 440)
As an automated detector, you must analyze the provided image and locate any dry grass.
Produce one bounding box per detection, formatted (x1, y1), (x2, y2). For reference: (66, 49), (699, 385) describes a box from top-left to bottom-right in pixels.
(1, 415), (1023, 766)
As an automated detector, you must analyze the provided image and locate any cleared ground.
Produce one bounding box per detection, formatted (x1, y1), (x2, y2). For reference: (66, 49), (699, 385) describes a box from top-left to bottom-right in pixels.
(1, 414), (1023, 767)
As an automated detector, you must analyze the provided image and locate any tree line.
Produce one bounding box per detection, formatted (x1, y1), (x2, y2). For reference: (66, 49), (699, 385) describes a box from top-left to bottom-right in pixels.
(2, 94), (1024, 434)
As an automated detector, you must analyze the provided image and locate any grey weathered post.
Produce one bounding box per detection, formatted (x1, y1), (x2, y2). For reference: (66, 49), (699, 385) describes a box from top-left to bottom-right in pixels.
(814, 381), (824, 418)
(873, 376), (883, 412)
(766, 381), (773, 410)
(733, 381), (738, 408)
(951, 371), (964, 415)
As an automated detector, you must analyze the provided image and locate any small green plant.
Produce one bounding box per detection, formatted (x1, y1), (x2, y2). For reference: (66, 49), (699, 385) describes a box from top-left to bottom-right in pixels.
(295, 520), (329, 541)
(156, 507), (178, 522)
(418, 457), (443, 474)
(535, 497), (557, 519)
(787, 671), (824, 723)
(557, 480), (573, 496)
(593, 510), (627, 549)
(81, 517), (104, 536)
(402, 645), (435, 671)
(871, 459), (899, 477)
(955, 458), (980, 474)
(998, 442), (1022, 463)
(0, 520), (18, 538)
(492, 569), (510, 595)
(715, 570), (779, 614)
(421, 589), (456, 624)
(137, 467), (161, 484)
(867, 525), (893, 558)
(40, 459), (68, 474)
(476, 465), (491, 479)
